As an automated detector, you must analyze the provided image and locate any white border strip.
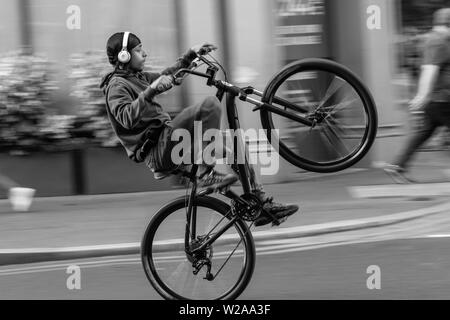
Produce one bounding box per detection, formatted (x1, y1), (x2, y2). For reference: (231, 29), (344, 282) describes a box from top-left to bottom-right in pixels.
(348, 183), (450, 199)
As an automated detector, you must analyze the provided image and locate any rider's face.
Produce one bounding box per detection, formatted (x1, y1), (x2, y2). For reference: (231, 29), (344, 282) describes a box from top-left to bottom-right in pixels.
(129, 44), (147, 72)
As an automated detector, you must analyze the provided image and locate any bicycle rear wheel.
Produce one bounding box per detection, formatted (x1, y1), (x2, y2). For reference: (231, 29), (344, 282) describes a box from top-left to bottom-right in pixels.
(141, 195), (255, 300)
(261, 58), (378, 173)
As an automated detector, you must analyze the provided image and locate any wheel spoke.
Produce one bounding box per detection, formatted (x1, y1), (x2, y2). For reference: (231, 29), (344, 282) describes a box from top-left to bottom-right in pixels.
(203, 209), (232, 240)
(295, 128), (316, 149)
(166, 261), (193, 293)
(325, 124), (351, 155)
(286, 77), (315, 110)
(316, 75), (345, 110)
(321, 98), (359, 115)
(325, 117), (365, 139)
(319, 125), (350, 159)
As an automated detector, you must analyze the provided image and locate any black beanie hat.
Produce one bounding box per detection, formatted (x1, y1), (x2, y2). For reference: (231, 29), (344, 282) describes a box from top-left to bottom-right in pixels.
(106, 32), (141, 66)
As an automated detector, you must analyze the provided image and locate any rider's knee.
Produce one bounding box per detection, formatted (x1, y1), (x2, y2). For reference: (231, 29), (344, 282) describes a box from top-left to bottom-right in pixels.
(201, 96), (221, 116)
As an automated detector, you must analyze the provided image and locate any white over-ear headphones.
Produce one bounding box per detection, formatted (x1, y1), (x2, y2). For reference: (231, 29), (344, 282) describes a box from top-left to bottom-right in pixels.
(118, 31), (131, 64)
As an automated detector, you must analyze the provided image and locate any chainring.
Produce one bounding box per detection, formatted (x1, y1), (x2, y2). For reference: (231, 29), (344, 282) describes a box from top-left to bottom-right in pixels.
(231, 193), (263, 221)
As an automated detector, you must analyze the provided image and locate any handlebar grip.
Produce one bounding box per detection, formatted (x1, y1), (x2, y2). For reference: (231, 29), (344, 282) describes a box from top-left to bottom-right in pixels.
(173, 77), (183, 86)
(157, 83), (166, 92)
(157, 76), (175, 92)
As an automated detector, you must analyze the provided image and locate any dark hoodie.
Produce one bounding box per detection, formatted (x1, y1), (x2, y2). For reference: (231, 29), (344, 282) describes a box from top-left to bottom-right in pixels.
(100, 51), (196, 162)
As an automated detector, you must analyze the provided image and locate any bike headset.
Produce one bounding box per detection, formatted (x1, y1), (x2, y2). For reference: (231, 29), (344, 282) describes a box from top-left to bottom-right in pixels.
(117, 31), (131, 64)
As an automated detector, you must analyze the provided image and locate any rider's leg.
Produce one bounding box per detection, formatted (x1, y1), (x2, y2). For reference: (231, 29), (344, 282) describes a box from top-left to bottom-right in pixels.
(217, 118), (299, 226)
(151, 96), (221, 169)
(155, 96), (238, 189)
(243, 154), (299, 227)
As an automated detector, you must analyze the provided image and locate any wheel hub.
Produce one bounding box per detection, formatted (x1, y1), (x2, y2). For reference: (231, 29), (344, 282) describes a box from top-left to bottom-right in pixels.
(308, 109), (329, 125)
(187, 235), (213, 264)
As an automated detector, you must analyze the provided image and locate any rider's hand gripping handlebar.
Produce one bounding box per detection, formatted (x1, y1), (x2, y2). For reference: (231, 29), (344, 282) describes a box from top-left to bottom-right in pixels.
(156, 45), (219, 92)
(157, 59), (200, 92)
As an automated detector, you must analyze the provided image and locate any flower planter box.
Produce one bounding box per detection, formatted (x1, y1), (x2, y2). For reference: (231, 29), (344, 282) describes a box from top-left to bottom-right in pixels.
(84, 147), (181, 195)
(0, 147), (181, 199)
(0, 151), (72, 198)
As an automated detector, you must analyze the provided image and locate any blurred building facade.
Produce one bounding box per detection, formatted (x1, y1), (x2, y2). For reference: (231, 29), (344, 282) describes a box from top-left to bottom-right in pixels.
(0, 0), (446, 195)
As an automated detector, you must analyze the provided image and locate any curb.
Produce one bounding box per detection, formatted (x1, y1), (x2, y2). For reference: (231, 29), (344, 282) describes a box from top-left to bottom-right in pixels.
(348, 182), (450, 199)
(1, 201), (449, 266)
(0, 167), (368, 205)
(0, 244), (138, 266)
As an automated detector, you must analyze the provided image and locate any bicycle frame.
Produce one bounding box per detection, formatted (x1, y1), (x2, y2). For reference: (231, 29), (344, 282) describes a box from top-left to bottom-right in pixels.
(175, 55), (315, 256)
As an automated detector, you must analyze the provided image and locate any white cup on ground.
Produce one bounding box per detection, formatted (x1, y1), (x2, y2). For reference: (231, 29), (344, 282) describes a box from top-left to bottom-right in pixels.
(8, 187), (36, 212)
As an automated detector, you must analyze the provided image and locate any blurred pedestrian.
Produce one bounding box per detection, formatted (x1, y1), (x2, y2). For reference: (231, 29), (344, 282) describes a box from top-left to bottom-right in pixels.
(384, 8), (450, 183)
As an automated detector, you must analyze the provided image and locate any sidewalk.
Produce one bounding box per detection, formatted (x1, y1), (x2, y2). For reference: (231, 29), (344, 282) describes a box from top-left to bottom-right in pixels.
(0, 151), (448, 265)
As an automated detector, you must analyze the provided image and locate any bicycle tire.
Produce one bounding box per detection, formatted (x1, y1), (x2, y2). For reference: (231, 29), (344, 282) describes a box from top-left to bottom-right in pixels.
(261, 58), (378, 173)
(141, 195), (255, 300)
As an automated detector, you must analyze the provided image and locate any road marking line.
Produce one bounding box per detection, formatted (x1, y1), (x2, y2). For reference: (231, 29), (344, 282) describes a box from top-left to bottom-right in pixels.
(0, 262), (146, 276)
(424, 234), (450, 238)
(256, 239), (304, 246)
(348, 182), (450, 199)
(293, 168), (366, 180)
(0, 258), (169, 276)
(0, 243), (140, 254)
(0, 257), (140, 273)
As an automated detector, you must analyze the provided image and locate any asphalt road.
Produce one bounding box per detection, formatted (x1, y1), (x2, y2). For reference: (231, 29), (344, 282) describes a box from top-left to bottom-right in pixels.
(0, 168), (444, 249)
(1, 209), (450, 300)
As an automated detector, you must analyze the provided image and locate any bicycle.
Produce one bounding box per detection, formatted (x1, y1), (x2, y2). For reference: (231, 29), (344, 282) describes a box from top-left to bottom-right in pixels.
(141, 48), (378, 300)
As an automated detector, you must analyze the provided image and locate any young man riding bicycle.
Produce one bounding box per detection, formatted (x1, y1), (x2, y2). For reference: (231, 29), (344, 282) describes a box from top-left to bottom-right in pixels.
(100, 31), (299, 226)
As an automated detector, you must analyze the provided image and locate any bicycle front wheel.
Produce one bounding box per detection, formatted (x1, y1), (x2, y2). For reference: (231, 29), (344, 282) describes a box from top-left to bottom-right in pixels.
(261, 58), (378, 173)
(141, 195), (255, 300)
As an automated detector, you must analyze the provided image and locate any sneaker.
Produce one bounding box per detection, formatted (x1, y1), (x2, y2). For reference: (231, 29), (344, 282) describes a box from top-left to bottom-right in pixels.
(254, 197), (299, 227)
(198, 169), (239, 192)
(383, 164), (414, 184)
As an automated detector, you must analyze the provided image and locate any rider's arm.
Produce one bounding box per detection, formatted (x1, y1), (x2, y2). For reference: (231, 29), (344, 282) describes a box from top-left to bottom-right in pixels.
(160, 49), (197, 76)
(106, 80), (158, 130)
(140, 49), (196, 90)
(140, 50), (197, 96)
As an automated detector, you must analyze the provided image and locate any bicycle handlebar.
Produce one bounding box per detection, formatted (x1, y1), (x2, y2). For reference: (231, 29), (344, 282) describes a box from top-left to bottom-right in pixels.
(156, 48), (270, 116)
(170, 48), (218, 85)
(160, 47), (249, 100)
